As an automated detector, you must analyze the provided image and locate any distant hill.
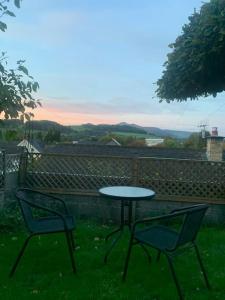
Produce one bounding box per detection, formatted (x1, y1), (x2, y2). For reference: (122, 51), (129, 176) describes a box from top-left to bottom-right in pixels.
(117, 123), (193, 139)
(142, 127), (193, 139)
(0, 119), (193, 139)
(25, 120), (73, 134)
(71, 123), (147, 136)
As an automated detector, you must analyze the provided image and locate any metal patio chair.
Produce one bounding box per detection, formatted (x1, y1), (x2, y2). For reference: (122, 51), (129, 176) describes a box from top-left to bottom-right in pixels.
(9, 188), (76, 277)
(122, 204), (210, 300)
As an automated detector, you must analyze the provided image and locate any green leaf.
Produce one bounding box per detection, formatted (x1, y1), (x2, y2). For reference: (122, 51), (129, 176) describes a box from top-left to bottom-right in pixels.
(18, 65), (29, 76)
(32, 81), (39, 92)
(5, 10), (16, 17)
(0, 63), (4, 73)
(14, 0), (21, 8)
(0, 21), (7, 32)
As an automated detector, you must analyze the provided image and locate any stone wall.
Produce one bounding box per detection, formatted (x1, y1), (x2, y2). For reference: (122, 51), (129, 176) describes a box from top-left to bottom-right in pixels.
(56, 193), (225, 225)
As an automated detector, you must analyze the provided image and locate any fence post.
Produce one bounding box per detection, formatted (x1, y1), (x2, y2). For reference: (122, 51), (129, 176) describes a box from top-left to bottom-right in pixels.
(18, 150), (28, 187)
(2, 150), (6, 195)
(132, 157), (139, 186)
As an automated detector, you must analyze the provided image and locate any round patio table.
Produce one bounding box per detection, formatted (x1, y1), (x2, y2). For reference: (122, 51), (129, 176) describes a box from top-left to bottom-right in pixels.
(99, 186), (155, 263)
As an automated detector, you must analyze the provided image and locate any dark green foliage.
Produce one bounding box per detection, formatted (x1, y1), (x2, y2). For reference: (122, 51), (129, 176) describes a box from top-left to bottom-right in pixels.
(44, 129), (61, 143)
(70, 124), (147, 142)
(0, 197), (23, 232)
(5, 129), (18, 141)
(161, 136), (183, 148)
(0, 0), (19, 32)
(156, 0), (225, 101)
(36, 131), (43, 141)
(184, 131), (210, 149)
(0, 0), (39, 120)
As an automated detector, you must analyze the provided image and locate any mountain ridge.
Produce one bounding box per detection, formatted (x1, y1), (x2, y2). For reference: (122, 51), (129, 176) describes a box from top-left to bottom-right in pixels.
(117, 122), (193, 139)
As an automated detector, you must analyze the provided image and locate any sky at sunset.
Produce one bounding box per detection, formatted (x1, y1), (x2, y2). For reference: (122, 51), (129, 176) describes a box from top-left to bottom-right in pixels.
(2, 0), (225, 134)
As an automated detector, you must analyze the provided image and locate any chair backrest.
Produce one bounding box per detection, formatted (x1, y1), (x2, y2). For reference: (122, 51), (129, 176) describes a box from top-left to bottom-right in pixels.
(16, 189), (37, 231)
(174, 204), (209, 249)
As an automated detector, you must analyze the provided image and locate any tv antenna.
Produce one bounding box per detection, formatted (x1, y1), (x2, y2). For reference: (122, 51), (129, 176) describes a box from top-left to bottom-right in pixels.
(198, 121), (208, 139)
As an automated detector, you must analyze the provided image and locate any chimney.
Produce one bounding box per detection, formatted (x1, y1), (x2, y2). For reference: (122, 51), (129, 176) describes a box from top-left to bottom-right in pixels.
(206, 127), (224, 161)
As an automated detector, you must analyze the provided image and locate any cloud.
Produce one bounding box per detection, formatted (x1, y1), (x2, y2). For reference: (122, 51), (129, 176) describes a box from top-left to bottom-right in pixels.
(39, 94), (199, 117)
(4, 10), (86, 47)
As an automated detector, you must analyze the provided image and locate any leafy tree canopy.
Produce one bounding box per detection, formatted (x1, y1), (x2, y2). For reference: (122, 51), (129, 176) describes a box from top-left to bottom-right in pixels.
(156, 0), (225, 102)
(0, 0), (40, 120)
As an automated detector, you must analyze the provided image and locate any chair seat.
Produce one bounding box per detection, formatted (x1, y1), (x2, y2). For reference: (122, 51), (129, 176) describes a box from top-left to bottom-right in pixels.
(30, 215), (75, 234)
(135, 225), (178, 251)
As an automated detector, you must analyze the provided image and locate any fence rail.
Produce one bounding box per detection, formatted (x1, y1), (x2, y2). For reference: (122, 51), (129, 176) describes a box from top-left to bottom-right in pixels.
(20, 153), (225, 204)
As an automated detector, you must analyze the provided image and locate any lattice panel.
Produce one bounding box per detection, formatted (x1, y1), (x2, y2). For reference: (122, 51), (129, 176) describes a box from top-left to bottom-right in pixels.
(139, 158), (225, 199)
(0, 153), (4, 189)
(25, 154), (133, 191)
(22, 153), (225, 201)
(6, 154), (21, 173)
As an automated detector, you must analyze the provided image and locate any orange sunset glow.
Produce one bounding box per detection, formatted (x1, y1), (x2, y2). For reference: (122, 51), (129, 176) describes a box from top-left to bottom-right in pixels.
(34, 106), (116, 125)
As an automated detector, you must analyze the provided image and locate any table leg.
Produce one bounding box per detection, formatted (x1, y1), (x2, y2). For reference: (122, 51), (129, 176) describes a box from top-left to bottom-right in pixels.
(105, 227), (122, 242)
(104, 200), (125, 263)
(127, 200), (133, 229)
(104, 230), (123, 263)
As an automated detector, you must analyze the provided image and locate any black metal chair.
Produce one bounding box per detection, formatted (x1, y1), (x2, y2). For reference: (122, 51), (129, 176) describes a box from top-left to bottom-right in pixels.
(9, 188), (76, 277)
(122, 204), (210, 300)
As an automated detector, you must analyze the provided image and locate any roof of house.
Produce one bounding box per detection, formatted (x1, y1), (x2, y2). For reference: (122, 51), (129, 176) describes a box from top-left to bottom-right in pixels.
(17, 139), (45, 153)
(106, 138), (121, 146)
(0, 142), (23, 154)
(31, 140), (45, 152)
(44, 143), (207, 160)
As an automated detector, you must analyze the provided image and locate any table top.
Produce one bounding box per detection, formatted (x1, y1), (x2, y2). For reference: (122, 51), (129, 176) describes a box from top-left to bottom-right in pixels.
(99, 186), (155, 201)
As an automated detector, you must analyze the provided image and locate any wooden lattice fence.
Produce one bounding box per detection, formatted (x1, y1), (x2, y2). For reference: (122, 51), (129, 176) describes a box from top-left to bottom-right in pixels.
(22, 153), (133, 193)
(6, 154), (20, 173)
(0, 152), (5, 190)
(138, 158), (225, 202)
(20, 153), (225, 203)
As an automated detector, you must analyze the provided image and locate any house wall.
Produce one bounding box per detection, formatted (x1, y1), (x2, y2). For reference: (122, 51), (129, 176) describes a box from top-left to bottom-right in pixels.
(207, 137), (224, 161)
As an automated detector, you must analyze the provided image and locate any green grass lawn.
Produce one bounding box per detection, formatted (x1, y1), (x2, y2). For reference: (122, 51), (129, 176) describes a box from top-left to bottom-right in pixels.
(0, 222), (224, 300)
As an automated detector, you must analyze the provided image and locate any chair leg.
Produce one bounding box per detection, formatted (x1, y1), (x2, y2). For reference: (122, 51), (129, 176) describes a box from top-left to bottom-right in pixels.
(9, 234), (33, 277)
(65, 231), (76, 273)
(69, 231), (76, 251)
(156, 250), (161, 262)
(194, 243), (211, 289)
(138, 243), (151, 264)
(122, 236), (134, 281)
(166, 254), (183, 300)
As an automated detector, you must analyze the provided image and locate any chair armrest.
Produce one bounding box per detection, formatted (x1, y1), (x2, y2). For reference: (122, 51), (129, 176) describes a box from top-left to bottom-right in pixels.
(170, 204), (203, 214)
(132, 208), (195, 233)
(132, 204), (208, 234)
(21, 198), (69, 230)
(19, 188), (69, 214)
(134, 213), (175, 226)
